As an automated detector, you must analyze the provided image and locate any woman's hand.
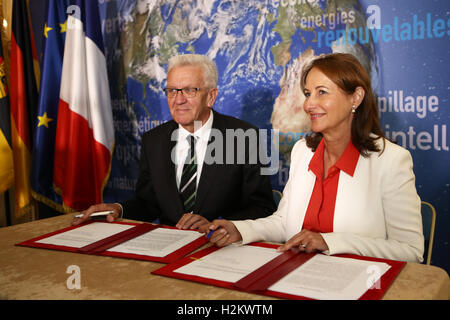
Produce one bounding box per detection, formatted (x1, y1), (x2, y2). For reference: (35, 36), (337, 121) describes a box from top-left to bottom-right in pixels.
(199, 219), (243, 247)
(277, 229), (329, 253)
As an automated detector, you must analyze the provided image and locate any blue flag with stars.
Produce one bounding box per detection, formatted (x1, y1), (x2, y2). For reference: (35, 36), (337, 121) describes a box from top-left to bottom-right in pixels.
(31, 0), (70, 212)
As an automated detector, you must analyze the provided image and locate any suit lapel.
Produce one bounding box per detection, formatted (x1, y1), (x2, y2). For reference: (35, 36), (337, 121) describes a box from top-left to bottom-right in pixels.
(194, 111), (223, 214)
(164, 122), (184, 214)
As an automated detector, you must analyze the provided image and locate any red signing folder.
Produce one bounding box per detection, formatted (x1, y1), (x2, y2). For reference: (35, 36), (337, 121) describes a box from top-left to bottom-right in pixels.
(16, 220), (208, 263)
(152, 242), (406, 300)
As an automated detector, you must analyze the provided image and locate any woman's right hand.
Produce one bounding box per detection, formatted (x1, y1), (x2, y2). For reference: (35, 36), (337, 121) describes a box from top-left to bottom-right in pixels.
(200, 219), (243, 247)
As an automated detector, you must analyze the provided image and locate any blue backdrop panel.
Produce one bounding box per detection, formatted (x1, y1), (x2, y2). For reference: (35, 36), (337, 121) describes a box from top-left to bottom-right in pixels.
(93, 0), (448, 271)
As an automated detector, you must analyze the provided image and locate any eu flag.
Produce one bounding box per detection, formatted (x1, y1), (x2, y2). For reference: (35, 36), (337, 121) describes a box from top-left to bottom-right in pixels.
(30, 0), (70, 212)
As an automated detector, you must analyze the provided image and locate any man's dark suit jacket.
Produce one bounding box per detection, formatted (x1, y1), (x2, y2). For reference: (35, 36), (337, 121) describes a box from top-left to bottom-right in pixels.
(122, 110), (276, 226)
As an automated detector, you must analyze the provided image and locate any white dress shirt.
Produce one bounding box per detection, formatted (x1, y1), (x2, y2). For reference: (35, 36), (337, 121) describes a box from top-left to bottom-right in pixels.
(174, 110), (213, 190)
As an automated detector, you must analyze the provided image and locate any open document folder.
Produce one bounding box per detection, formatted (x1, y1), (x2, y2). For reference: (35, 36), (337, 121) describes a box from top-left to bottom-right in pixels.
(152, 243), (406, 300)
(16, 221), (208, 263)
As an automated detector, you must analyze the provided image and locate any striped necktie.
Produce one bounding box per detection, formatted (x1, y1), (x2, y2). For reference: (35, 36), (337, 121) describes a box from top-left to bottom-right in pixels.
(180, 135), (197, 212)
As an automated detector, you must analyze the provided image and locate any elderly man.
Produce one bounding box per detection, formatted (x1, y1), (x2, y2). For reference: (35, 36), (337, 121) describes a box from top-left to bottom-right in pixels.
(73, 54), (275, 229)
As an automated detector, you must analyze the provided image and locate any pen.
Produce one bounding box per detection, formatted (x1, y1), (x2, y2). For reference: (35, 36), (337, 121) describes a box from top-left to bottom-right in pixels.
(207, 216), (222, 239)
(75, 210), (114, 218)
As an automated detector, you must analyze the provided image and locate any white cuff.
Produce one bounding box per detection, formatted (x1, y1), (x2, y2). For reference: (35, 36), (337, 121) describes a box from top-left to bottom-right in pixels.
(232, 220), (262, 245)
(114, 203), (124, 219)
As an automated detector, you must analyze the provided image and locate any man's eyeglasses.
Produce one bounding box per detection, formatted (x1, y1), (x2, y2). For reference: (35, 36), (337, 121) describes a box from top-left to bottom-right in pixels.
(163, 87), (202, 98)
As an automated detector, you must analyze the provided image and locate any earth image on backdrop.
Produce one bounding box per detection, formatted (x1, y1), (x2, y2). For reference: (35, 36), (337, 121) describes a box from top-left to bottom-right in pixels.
(102, 0), (377, 199)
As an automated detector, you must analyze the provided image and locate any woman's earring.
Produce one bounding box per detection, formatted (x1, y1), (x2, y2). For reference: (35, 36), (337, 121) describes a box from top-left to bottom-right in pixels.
(352, 105), (357, 114)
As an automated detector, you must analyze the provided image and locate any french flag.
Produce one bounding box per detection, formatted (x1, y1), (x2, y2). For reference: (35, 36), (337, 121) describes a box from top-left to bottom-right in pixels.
(54, 0), (114, 211)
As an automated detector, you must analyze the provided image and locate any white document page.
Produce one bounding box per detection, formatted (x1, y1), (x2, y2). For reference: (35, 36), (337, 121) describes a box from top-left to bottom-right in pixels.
(107, 228), (204, 257)
(269, 254), (391, 300)
(36, 222), (134, 248)
(174, 245), (282, 283)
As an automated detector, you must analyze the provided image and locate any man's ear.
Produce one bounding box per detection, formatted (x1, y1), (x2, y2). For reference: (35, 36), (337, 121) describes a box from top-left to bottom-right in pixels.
(207, 88), (218, 107)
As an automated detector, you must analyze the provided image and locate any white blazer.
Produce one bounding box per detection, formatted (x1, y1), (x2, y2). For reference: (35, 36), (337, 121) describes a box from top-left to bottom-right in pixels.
(233, 138), (424, 262)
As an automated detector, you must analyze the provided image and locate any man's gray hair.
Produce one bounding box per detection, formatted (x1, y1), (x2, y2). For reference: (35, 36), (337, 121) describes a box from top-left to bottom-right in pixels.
(168, 54), (218, 88)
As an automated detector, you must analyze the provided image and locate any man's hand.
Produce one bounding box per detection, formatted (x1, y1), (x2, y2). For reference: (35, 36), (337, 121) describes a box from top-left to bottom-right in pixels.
(176, 213), (210, 230)
(72, 203), (122, 226)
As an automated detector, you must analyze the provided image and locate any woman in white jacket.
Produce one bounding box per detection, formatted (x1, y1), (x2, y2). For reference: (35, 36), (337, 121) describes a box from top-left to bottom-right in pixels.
(201, 53), (424, 262)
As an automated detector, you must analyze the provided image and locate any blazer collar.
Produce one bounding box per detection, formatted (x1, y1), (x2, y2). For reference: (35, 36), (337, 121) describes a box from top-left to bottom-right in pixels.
(309, 139), (360, 178)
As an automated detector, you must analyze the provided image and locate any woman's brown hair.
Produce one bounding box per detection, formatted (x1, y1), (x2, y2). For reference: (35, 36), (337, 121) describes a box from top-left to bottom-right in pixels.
(300, 53), (385, 157)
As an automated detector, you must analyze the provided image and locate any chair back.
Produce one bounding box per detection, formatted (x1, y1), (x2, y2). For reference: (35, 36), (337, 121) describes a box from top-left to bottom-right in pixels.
(421, 201), (436, 265)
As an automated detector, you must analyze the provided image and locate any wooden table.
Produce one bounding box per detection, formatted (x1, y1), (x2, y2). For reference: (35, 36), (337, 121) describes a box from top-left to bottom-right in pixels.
(0, 214), (448, 300)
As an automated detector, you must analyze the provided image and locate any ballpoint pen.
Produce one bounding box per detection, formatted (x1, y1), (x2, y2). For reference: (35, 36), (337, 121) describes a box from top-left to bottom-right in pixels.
(75, 210), (114, 219)
(206, 216), (222, 239)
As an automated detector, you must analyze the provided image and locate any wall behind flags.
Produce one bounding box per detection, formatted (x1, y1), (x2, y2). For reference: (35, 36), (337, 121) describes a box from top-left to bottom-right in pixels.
(28, 1), (450, 271)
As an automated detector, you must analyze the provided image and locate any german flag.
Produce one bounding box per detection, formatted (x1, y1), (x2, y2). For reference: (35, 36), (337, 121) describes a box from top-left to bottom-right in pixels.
(0, 40), (13, 194)
(9, 0), (39, 221)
